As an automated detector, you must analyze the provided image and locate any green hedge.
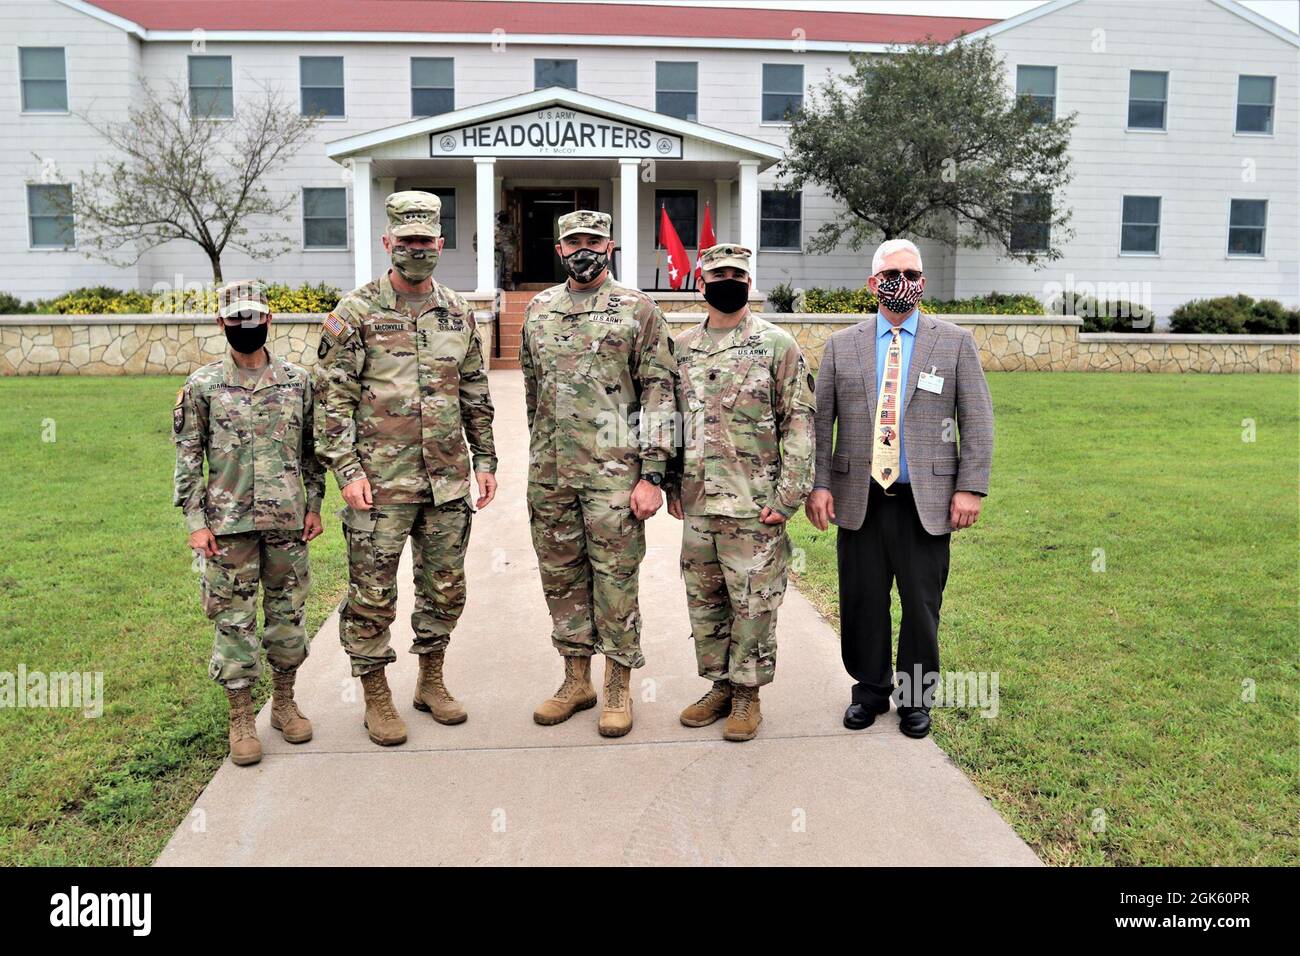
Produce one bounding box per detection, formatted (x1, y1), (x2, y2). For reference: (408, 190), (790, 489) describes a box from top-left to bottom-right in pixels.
(0, 283), (342, 316)
(1169, 295), (1299, 335)
(801, 287), (1043, 316)
(1045, 292), (1155, 333)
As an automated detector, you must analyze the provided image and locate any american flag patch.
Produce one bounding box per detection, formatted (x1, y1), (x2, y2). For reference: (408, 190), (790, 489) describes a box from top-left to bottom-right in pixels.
(323, 312), (348, 339)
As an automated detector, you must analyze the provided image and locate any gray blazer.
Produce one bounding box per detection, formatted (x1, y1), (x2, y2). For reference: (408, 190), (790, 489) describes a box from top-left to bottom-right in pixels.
(813, 314), (994, 536)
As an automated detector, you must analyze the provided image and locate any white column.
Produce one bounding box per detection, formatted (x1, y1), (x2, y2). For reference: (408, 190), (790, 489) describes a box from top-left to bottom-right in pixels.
(351, 157), (373, 288)
(738, 160), (759, 288)
(713, 178), (732, 244)
(619, 158), (640, 288)
(474, 157), (496, 294)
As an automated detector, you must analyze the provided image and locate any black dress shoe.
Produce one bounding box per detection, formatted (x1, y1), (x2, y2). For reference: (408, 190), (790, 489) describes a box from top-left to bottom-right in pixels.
(843, 700), (890, 730)
(898, 708), (931, 739)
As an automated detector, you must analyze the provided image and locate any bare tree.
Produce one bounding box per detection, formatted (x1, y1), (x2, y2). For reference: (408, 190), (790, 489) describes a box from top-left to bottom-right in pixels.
(52, 80), (320, 283)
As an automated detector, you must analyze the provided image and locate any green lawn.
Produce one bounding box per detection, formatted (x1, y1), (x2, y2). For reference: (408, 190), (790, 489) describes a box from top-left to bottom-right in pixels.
(789, 371), (1300, 866)
(0, 376), (348, 865)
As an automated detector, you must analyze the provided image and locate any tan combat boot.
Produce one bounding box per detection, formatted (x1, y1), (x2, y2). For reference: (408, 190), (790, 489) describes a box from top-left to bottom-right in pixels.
(269, 668), (313, 743)
(597, 658), (634, 738)
(413, 649), (467, 725)
(360, 668), (407, 746)
(226, 686), (262, 766)
(534, 655), (597, 725)
(723, 684), (762, 742)
(680, 680), (732, 727)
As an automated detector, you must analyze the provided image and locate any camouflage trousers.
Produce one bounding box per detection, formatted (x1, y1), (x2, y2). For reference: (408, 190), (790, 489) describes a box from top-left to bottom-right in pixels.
(526, 481), (646, 668)
(339, 499), (472, 677)
(680, 515), (790, 688)
(202, 529), (310, 690)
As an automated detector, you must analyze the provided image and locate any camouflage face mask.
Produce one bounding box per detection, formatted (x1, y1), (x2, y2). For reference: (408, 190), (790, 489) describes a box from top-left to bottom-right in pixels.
(391, 244), (438, 283)
(561, 248), (608, 283)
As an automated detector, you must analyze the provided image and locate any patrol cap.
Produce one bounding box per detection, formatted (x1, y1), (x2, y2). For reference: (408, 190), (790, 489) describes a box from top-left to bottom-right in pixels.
(698, 243), (753, 276)
(386, 190), (442, 239)
(557, 209), (612, 240)
(217, 279), (270, 320)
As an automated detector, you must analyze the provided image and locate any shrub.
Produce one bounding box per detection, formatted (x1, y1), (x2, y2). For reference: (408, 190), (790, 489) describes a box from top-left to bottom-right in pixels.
(1167, 295), (1298, 335)
(1046, 291), (1154, 332)
(801, 286), (1043, 316)
(0, 292), (35, 314)
(765, 281), (796, 314)
(265, 282), (340, 314)
(37, 287), (153, 315)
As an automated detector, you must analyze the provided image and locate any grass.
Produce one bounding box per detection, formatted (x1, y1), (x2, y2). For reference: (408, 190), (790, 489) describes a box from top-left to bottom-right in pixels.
(788, 371), (1300, 866)
(0, 376), (348, 865)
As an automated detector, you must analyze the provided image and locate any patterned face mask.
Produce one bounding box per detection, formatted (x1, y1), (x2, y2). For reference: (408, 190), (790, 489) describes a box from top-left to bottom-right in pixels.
(391, 244), (438, 282)
(875, 272), (924, 313)
(561, 248), (608, 283)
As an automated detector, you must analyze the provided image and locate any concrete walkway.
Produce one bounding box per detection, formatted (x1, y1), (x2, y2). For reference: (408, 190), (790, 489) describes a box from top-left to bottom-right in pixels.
(157, 370), (1039, 867)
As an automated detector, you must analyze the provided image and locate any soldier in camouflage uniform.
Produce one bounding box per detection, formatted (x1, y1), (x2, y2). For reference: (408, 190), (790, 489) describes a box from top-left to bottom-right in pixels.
(666, 244), (816, 741)
(315, 191), (497, 748)
(520, 209), (676, 738)
(173, 279), (324, 767)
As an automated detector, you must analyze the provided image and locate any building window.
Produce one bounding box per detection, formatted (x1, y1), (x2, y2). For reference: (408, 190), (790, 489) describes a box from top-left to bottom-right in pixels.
(656, 62), (698, 121)
(1009, 192), (1050, 253)
(432, 188), (456, 249)
(189, 55), (233, 118)
(762, 64), (803, 122)
(1120, 196), (1161, 254)
(1127, 70), (1167, 130)
(535, 59), (577, 90)
(654, 190), (698, 248)
(1227, 199), (1267, 256)
(28, 184), (74, 249)
(1236, 75), (1275, 134)
(411, 57), (454, 117)
(300, 56), (344, 118)
(760, 190), (802, 250)
(1016, 65), (1056, 123)
(19, 47), (67, 112)
(302, 188), (347, 249)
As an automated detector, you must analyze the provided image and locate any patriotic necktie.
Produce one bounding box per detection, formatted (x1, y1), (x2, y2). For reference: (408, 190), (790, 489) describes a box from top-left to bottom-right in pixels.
(871, 327), (903, 489)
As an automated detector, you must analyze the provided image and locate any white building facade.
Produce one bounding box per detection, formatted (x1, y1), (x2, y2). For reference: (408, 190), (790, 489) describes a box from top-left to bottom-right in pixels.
(2, 0), (1296, 319)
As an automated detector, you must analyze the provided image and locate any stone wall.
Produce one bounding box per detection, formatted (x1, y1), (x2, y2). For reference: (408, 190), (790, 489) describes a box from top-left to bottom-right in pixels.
(1, 311), (1294, 375)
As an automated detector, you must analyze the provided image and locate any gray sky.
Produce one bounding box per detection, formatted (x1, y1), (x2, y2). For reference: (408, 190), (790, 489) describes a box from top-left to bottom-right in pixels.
(499, 0), (1300, 34)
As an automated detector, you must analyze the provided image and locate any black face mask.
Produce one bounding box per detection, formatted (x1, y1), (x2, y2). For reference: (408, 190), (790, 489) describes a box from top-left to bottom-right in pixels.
(561, 248), (608, 283)
(703, 278), (749, 314)
(223, 321), (268, 355)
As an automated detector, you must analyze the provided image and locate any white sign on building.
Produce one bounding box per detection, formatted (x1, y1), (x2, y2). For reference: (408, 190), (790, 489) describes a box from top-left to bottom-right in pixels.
(432, 108), (683, 159)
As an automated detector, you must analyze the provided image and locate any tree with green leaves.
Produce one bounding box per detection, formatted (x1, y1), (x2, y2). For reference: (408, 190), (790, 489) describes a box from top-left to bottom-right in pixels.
(779, 37), (1076, 264)
(52, 81), (320, 284)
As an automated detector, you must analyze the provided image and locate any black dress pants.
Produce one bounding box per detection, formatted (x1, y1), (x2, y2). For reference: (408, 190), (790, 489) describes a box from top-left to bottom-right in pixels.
(837, 481), (950, 712)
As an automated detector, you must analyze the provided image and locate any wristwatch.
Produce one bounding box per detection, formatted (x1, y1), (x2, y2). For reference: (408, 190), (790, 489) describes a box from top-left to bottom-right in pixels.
(642, 472), (664, 487)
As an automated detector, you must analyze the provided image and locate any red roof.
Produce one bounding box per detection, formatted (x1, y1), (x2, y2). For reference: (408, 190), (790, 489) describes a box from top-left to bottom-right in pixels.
(86, 0), (997, 43)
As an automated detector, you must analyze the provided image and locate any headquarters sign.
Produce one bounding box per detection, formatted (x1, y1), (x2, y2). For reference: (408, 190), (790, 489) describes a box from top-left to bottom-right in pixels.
(432, 108), (683, 158)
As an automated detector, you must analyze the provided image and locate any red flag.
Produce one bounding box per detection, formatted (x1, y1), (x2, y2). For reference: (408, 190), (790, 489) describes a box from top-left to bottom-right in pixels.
(659, 205), (690, 290)
(694, 202), (716, 284)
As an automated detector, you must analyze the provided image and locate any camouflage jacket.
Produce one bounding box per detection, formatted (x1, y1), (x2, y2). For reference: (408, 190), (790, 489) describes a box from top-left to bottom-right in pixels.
(668, 312), (816, 518)
(314, 272), (497, 505)
(519, 273), (676, 489)
(173, 348), (326, 535)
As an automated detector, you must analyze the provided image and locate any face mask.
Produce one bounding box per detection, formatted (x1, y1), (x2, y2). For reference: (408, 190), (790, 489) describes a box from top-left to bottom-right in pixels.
(561, 248), (608, 283)
(875, 273), (925, 314)
(223, 320), (268, 355)
(391, 244), (438, 283)
(703, 278), (750, 314)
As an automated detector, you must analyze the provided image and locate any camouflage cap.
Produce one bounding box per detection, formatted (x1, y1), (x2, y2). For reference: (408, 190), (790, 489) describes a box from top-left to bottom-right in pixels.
(699, 243), (753, 276)
(557, 209), (612, 240)
(217, 279), (270, 320)
(386, 190), (442, 239)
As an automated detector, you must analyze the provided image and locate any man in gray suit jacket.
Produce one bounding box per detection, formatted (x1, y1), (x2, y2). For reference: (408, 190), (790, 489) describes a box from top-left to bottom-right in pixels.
(806, 239), (993, 739)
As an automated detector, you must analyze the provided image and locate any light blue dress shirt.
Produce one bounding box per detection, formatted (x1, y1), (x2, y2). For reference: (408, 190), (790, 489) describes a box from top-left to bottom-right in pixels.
(875, 309), (919, 484)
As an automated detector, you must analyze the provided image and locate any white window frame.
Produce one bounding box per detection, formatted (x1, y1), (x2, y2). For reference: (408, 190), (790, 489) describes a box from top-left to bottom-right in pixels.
(655, 61), (699, 122)
(26, 182), (76, 251)
(299, 55), (346, 121)
(1118, 195), (1162, 257)
(1015, 64), (1057, 123)
(18, 46), (69, 115)
(759, 188), (802, 252)
(410, 56), (455, 118)
(760, 63), (804, 127)
(1009, 191), (1051, 255)
(1126, 69), (1168, 134)
(188, 54), (234, 120)
(1225, 198), (1268, 259)
(301, 187), (349, 252)
(1233, 74), (1276, 137)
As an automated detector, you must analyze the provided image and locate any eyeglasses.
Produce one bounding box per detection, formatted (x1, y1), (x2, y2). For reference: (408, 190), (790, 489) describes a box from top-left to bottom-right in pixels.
(877, 269), (924, 282)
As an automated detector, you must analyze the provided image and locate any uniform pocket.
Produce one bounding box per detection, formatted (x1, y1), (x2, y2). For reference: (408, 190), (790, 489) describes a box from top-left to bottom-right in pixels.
(745, 532), (789, 616)
(201, 563), (235, 619)
(339, 505), (379, 531)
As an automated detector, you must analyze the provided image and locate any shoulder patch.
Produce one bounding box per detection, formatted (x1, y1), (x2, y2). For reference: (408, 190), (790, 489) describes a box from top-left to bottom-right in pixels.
(323, 312), (351, 341)
(172, 386), (186, 434)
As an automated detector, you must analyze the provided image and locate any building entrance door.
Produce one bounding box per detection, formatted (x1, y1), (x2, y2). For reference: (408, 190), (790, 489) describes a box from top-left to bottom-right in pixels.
(512, 187), (600, 285)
